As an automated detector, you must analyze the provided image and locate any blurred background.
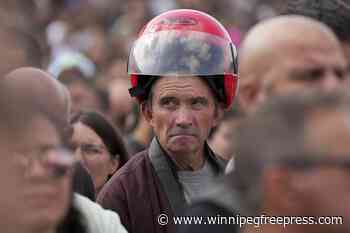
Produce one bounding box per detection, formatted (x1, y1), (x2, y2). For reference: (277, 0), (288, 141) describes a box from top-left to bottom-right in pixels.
(1, 0), (284, 156)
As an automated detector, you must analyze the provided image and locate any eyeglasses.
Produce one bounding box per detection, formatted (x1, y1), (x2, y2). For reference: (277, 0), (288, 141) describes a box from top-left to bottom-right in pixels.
(13, 146), (74, 178)
(69, 143), (109, 157)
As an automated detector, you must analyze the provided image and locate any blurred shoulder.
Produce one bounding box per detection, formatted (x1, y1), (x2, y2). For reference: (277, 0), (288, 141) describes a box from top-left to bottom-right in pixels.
(74, 193), (128, 233)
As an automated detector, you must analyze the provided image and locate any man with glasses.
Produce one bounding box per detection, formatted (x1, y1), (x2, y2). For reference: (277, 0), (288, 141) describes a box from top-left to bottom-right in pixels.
(230, 90), (350, 233)
(0, 67), (127, 233)
(0, 67), (75, 233)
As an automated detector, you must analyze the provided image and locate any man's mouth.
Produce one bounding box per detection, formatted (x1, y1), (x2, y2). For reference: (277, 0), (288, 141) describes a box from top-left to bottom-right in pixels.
(169, 134), (196, 138)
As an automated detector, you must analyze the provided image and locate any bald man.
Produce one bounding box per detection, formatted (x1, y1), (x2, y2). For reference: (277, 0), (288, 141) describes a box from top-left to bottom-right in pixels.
(284, 0), (350, 67)
(0, 67), (74, 233)
(3, 67), (70, 120)
(2, 67), (72, 142)
(179, 16), (349, 233)
(239, 15), (348, 114)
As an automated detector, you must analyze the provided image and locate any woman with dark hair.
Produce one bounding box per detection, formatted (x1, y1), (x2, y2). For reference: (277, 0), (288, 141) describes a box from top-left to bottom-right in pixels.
(70, 110), (129, 194)
(72, 162), (96, 201)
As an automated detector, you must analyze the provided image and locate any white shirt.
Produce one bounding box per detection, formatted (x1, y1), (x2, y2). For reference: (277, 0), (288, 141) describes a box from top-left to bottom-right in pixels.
(74, 193), (128, 233)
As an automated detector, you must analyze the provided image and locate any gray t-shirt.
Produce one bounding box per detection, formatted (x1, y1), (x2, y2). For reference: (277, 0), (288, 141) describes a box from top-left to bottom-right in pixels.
(177, 160), (217, 203)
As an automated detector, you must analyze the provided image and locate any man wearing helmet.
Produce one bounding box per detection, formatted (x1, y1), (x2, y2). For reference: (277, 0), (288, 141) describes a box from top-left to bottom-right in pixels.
(98, 9), (238, 233)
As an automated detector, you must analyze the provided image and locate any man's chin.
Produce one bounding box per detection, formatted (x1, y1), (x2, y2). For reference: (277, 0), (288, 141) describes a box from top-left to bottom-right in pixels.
(169, 135), (198, 145)
(22, 196), (69, 228)
(165, 136), (201, 155)
(20, 211), (65, 232)
(167, 144), (197, 156)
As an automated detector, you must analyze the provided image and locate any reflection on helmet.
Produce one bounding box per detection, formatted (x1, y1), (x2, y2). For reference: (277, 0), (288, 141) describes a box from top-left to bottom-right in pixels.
(128, 9), (239, 109)
(129, 30), (234, 76)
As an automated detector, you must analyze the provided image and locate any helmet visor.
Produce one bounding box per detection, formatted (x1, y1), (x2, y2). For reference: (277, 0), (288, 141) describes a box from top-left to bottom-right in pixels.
(128, 30), (236, 76)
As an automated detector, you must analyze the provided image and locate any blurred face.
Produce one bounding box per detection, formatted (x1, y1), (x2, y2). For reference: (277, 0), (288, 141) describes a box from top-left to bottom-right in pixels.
(240, 37), (348, 114)
(209, 119), (239, 160)
(0, 44), (27, 76)
(0, 131), (23, 231)
(290, 110), (350, 232)
(71, 122), (118, 193)
(143, 76), (221, 157)
(67, 80), (102, 114)
(85, 28), (108, 67)
(108, 79), (134, 132)
(341, 42), (350, 72)
(262, 43), (348, 97)
(4, 116), (73, 232)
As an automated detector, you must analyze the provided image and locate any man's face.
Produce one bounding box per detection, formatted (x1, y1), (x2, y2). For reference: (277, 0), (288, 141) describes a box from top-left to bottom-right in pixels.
(108, 79), (134, 132)
(1, 115), (72, 231)
(0, 131), (22, 231)
(341, 41), (350, 71)
(67, 80), (102, 114)
(209, 119), (239, 160)
(262, 43), (348, 97)
(292, 110), (350, 232)
(143, 76), (221, 157)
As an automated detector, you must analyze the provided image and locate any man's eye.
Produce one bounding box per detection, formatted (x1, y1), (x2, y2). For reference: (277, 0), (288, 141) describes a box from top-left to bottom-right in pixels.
(309, 69), (324, 80)
(294, 69), (324, 82)
(335, 68), (347, 81)
(302, 74), (322, 82)
(81, 145), (101, 154)
(87, 148), (101, 154)
(160, 98), (177, 107)
(192, 98), (208, 108)
(67, 143), (77, 151)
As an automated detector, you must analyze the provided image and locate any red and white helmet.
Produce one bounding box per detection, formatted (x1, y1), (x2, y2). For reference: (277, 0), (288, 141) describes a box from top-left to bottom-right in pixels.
(128, 9), (238, 109)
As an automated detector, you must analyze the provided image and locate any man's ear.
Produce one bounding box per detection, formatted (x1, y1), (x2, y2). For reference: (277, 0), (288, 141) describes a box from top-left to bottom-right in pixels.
(141, 102), (153, 125)
(239, 81), (260, 113)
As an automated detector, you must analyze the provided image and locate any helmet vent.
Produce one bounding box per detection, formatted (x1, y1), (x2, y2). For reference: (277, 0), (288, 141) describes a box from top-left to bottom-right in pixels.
(160, 17), (198, 26)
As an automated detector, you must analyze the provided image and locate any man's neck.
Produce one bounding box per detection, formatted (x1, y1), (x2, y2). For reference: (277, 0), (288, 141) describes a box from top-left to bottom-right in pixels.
(168, 149), (205, 171)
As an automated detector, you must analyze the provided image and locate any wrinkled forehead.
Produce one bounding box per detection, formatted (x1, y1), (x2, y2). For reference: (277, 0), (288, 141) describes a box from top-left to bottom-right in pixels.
(262, 42), (347, 88)
(275, 36), (346, 66)
(152, 76), (215, 99)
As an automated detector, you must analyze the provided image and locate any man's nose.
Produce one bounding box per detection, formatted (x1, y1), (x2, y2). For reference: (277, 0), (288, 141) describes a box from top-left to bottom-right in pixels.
(321, 72), (342, 92)
(27, 159), (47, 178)
(175, 107), (193, 128)
(74, 148), (83, 162)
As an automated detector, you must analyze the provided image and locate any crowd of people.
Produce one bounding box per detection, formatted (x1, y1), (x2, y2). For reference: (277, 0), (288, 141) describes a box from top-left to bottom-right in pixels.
(1, 0), (350, 233)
